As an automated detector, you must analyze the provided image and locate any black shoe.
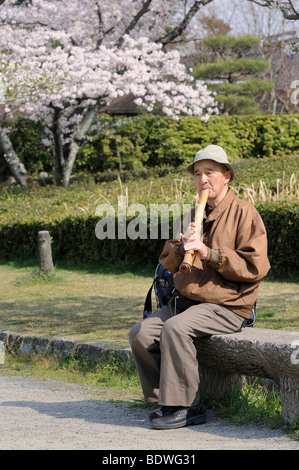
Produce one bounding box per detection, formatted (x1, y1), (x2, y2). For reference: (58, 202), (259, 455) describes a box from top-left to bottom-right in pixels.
(149, 405), (169, 420)
(150, 403), (207, 430)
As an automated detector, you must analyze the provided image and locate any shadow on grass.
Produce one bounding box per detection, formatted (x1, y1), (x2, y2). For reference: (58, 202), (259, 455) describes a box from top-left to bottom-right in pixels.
(0, 294), (144, 340)
(1, 257), (298, 282)
(1, 257), (156, 277)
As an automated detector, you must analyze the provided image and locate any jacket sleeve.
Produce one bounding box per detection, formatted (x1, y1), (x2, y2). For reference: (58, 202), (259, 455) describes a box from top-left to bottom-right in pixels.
(158, 209), (193, 272)
(159, 239), (185, 273)
(207, 204), (270, 283)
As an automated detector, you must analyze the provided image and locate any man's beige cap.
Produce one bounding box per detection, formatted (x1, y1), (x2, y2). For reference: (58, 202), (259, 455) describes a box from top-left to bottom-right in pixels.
(186, 145), (235, 181)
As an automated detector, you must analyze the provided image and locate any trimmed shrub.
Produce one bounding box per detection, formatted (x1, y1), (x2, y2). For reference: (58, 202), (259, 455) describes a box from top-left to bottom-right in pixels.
(256, 202), (298, 277)
(1, 115), (298, 179)
(80, 114), (299, 171)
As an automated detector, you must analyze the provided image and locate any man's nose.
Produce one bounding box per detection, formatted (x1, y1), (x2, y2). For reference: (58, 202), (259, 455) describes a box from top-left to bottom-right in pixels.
(199, 173), (208, 184)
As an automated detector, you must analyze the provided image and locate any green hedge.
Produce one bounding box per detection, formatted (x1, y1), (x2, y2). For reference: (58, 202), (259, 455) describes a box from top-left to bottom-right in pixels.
(64, 114), (299, 171)
(256, 202), (298, 277)
(0, 204), (297, 277)
(1, 115), (298, 178)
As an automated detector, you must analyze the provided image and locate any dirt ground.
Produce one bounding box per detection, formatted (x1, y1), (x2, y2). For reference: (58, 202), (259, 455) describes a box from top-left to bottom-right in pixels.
(0, 374), (298, 451)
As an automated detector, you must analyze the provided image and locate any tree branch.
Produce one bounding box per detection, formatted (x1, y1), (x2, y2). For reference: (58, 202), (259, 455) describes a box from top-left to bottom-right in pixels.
(279, 0), (299, 19)
(95, 1), (115, 48)
(156, 0), (214, 47)
(117, 0), (153, 47)
(247, 0), (272, 6)
(247, 0), (299, 20)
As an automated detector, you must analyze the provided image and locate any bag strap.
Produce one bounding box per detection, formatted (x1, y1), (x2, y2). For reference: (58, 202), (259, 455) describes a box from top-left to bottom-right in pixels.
(244, 303), (256, 327)
(143, 282), (154, 319)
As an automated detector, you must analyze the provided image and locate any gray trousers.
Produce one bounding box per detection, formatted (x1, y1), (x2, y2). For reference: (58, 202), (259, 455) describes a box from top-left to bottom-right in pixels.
(129, 303), (244, 407)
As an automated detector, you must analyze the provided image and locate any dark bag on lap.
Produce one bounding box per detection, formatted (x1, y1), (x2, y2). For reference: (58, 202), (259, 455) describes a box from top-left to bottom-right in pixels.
(143, 263), (256, 327)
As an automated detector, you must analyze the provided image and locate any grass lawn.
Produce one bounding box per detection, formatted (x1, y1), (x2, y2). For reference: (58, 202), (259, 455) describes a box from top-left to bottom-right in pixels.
(0, 262), (298, 347)
(0, 263), (151, 346)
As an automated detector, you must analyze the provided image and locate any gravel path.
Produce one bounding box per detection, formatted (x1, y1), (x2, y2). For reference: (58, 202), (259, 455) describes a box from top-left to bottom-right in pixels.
(0, 375), (298, 451)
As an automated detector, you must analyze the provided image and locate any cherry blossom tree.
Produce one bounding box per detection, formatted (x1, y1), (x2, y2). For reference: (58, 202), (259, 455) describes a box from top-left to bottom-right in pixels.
(0, 0), (218, 186)
(0, 0), (297, 186)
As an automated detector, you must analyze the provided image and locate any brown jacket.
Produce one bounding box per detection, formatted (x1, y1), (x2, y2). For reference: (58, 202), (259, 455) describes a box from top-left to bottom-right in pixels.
(159, 188), (270, 319)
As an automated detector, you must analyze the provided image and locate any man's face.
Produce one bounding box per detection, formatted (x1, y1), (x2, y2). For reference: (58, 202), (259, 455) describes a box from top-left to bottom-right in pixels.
(193, 159), (231, 205)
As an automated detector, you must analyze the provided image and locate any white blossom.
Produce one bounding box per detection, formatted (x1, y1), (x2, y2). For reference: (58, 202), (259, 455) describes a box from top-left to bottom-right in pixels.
(0, 0), (218, 183)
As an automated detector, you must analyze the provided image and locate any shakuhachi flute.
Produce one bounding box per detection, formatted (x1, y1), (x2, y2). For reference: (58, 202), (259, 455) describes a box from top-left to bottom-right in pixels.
(179, 189), (209, 274)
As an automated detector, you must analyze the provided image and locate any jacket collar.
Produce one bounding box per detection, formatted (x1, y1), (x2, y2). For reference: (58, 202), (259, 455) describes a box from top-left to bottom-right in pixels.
(205, 187), (235, 222)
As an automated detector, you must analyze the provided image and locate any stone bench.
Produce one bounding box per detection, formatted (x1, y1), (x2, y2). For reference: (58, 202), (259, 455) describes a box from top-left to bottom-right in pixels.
(1, 328), (298, 424)
(194, 328), (299, 424)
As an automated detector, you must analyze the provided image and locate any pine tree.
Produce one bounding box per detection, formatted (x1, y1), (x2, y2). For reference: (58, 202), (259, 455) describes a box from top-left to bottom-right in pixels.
(192, 35), (274, 114)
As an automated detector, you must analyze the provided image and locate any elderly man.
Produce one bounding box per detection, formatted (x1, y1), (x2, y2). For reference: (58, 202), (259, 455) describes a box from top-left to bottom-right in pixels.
(129, 145), (270, 430)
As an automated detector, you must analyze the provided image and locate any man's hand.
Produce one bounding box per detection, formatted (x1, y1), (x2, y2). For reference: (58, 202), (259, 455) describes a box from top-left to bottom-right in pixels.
(180, 223), (208, 260)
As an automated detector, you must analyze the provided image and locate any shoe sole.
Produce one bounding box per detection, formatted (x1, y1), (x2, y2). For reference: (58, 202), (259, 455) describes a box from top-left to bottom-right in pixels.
(150, 412), (207, 430)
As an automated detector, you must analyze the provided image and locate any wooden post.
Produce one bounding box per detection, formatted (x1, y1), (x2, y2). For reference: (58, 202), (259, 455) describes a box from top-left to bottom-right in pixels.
(37, 231), (53, 275)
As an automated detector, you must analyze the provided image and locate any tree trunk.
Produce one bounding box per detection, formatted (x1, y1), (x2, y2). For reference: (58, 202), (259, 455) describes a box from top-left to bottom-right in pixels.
(51, 107), (66, 185)
(50, 104), (99, 187)
(38, 231), (54, 275)
(62, 104), (99, 187)
(0, 127), (29, 187)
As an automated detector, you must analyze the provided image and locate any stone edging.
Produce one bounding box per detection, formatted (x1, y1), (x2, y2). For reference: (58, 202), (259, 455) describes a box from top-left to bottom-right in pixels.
(0, 331), (133, 367)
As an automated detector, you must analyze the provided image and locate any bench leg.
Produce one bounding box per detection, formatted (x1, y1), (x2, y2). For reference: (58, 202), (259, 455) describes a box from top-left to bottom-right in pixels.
(280, 376), (299, 425)
(199, 366), (243, 399)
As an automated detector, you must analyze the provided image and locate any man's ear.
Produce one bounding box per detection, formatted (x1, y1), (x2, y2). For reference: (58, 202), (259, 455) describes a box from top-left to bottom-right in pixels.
(224, 170), (231, 183)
